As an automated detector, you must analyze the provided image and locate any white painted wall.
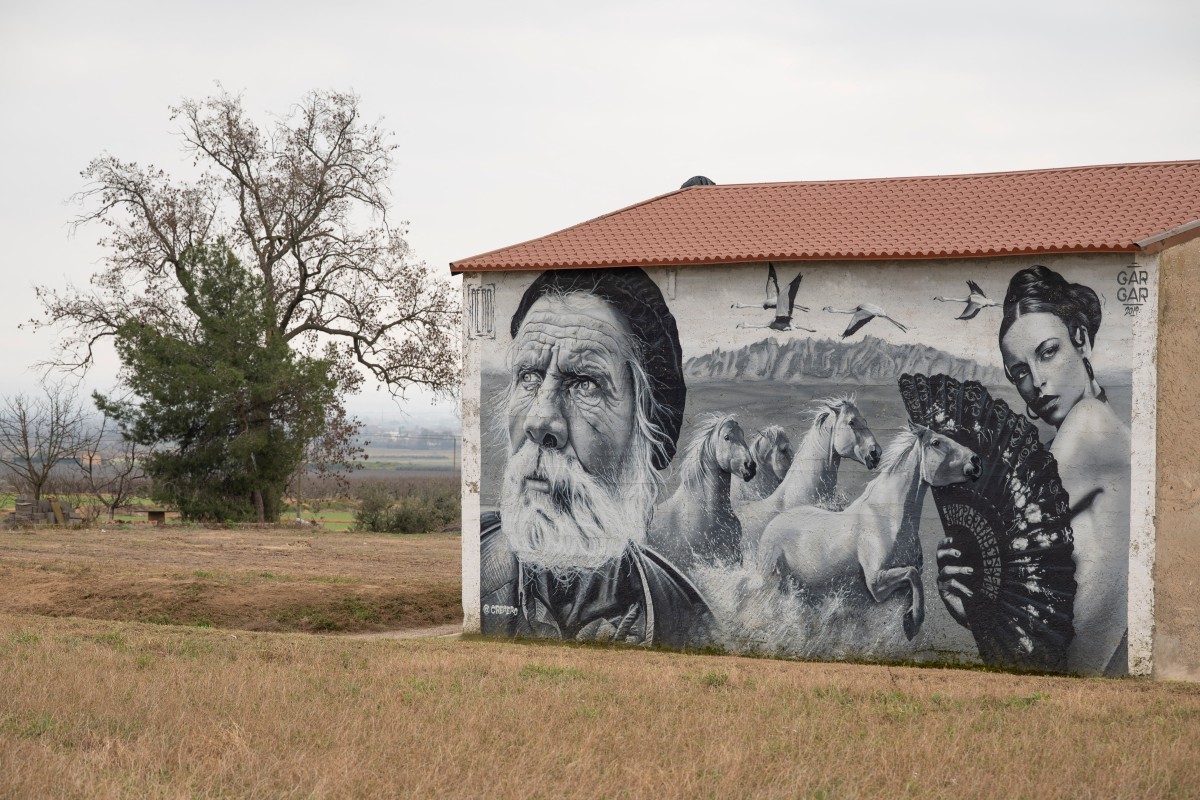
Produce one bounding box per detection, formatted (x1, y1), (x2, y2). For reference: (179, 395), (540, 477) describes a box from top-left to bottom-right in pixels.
(460, 255), (1156, 674)
(460, 272), (483, 634)
(1128, 251), (1159, 676)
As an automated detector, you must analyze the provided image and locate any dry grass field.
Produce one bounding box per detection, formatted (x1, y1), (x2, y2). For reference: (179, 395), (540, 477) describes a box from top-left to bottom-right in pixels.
(1, 526), (1198, 798)
(1, 613), (1198, 799)
(0, 526), (461, 633)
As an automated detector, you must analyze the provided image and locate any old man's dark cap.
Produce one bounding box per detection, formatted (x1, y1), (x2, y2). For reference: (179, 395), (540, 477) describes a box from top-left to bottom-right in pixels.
(510, 267), (686, 470)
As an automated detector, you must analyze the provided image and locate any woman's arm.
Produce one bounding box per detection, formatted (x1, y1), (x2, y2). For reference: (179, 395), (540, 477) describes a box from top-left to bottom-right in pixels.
(1052, 399), (1131, 672)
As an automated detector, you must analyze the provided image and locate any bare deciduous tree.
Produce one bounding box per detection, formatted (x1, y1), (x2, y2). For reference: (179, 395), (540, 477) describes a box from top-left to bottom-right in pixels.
(27, 89), (459, 522)
(76, 414), (150, 522)
(287, 401), (366, 520)
(0, 384), (87, 502)
(31, 87), (459, 399)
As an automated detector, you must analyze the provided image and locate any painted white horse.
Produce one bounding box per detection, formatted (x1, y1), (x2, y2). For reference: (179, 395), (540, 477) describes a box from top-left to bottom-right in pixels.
(649, 415), (756, 570)
(737, 396), (881, 556)
(730, 426), (793, 507)
(755, 423), (980, 639)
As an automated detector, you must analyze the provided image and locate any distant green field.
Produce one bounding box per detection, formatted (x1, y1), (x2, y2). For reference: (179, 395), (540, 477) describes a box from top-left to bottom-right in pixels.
(362, 448), (456, 471)
(361, 462), (456, 472)
(297, 509), (356, 531)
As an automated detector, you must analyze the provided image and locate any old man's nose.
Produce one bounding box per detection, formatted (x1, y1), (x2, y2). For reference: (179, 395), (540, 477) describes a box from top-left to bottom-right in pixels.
(525, 400), (568, 450)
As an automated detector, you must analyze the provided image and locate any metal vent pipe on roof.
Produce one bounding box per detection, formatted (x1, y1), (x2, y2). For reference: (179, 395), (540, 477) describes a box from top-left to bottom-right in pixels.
(681, 175), (716, 188)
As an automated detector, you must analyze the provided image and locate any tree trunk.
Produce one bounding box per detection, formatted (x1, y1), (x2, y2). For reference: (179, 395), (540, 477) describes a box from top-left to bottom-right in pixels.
(253, 489), (265, 523)
(295, 471), (304, 521)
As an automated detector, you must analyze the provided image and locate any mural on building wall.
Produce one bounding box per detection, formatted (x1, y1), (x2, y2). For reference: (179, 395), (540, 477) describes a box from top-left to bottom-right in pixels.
(477, 259), (1134, 675)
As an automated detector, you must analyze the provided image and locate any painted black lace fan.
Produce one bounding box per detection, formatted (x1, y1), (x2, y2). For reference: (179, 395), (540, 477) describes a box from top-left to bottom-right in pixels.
(899, 373), (1076, 670)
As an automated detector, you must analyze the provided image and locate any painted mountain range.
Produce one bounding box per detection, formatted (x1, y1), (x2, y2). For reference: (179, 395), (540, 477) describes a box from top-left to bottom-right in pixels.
(684, 335), (1007, 384)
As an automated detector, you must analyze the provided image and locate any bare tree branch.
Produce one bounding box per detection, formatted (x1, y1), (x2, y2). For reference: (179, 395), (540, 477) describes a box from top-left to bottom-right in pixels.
(76, 414), (151, 521)
(33, 89), (460, 398)
(0, 383), (88, 502)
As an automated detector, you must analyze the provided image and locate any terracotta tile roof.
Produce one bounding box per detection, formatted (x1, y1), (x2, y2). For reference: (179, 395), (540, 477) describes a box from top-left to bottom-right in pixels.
(450, 161), (1200, 273)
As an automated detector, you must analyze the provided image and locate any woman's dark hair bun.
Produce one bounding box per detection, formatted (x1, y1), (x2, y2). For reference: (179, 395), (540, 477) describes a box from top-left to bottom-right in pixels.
(1000, 265), (1102, 346)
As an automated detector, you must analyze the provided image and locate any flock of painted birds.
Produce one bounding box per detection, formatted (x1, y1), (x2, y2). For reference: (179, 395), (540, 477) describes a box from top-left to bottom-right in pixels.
(731, 263), (998, 335)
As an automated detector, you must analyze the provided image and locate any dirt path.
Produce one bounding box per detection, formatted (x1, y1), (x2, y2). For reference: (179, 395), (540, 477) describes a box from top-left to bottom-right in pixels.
(340, 623), (462, 640)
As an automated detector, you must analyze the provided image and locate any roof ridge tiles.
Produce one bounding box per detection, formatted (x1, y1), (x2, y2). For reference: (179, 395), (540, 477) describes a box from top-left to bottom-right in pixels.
(450, 160), (1200, 273)
(680, 159), (1200, 191)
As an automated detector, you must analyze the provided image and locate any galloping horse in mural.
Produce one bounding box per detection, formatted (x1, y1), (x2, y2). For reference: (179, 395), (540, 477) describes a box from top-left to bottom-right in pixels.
(755, 423), (981, 639)
(649, 415), (756, 571)
(730, 426), (793, 507)
(736, 396), (882, 557)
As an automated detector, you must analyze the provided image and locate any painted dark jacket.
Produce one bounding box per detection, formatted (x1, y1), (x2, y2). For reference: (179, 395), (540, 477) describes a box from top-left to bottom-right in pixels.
(479, 511), (715, 649)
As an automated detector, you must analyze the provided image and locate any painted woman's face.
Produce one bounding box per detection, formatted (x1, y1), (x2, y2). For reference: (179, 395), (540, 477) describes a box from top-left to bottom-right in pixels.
(1000, 312), (1090, 428)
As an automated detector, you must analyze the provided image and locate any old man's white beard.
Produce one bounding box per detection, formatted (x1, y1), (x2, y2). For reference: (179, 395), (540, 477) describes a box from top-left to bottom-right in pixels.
(500, 440), (658, 572)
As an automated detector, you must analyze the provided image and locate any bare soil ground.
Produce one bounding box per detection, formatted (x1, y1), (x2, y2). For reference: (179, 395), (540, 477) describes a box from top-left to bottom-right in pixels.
(0, 526), (462, 633)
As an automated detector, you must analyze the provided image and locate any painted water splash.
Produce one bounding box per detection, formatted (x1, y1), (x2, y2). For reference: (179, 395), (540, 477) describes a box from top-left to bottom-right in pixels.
(690, 562), (919, 661)
(684, 486), (923, 663)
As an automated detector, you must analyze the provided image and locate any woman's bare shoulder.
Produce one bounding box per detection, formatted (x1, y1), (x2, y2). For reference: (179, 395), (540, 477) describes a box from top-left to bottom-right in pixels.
(1053, 399), (1130, 464)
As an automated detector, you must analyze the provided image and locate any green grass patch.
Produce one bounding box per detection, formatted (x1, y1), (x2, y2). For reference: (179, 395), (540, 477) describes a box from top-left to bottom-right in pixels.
(92, 631), (127, 649)
(991, 692), (1050, 710)
(1, 711), (57, 739)
(298, 510), (356, 531)
(519, 663), (585, 683)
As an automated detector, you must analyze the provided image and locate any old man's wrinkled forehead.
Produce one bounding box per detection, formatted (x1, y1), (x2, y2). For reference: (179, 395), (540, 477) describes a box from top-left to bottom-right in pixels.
(507, 267), (687, 471)
(512, 292), (638, 378)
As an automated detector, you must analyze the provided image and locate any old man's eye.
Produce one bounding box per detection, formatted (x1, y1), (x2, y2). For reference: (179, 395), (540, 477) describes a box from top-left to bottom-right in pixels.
(570, 377), (600, 399)
(517, 370), (543, 390)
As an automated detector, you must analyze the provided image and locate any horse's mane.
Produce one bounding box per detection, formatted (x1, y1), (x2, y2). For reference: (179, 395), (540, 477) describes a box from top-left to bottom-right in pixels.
(788, 424), (923, 523)
(844, 424), (926, 509)
(793, 393), (860, 466)
(800, 392), (859, 428)
(751, 425), (788, 462)
(680, 413), (736, 495)
(876, 424), (922, 474)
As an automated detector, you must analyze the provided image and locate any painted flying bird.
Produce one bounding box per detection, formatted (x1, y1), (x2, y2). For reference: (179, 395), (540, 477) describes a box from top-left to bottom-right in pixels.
(731, 262), (810, 313)
(737, 270), (814, 332)
(932, 280), (1000, 320)
(822, 304), (908, 338)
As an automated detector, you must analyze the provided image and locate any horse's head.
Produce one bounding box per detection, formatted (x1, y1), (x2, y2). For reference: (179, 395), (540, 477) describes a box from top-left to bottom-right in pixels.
(912, 424), (981, 486)
(751, 426), (792, 482)
(819, 397), (882, 470)
(713, 418), (756, 482)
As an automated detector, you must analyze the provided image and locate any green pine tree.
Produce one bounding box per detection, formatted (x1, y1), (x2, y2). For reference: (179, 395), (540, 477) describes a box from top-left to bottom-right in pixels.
(97, 244), (338, 522)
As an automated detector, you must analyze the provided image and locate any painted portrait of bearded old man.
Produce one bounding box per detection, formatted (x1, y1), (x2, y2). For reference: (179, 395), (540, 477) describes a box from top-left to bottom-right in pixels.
(479, 267), (714, 648)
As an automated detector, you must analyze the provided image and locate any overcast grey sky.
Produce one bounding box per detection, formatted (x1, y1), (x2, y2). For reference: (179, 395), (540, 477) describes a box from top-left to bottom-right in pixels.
(2, 0), (1197, 424)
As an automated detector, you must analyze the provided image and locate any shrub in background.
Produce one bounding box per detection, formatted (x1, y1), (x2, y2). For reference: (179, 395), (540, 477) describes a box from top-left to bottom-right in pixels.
(353, 483), (458, 534)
